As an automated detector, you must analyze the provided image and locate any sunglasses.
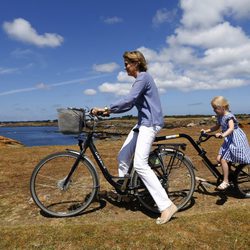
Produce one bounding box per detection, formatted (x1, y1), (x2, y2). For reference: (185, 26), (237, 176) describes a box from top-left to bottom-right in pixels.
(124, 61), (137, 67)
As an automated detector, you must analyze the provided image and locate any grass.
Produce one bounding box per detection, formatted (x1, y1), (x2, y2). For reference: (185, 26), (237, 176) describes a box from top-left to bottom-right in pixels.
(0, 124), (250, 249)
(1, 208), (249, 249)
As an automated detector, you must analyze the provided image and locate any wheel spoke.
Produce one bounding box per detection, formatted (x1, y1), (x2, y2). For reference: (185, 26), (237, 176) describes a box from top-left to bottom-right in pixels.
(133, 150), (195, 213)
(30, 152), (98, 217)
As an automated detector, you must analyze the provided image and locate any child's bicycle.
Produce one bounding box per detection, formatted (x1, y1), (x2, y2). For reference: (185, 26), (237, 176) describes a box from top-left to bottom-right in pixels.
(154, 131), (250, 199)
(30, 108), (196, 217)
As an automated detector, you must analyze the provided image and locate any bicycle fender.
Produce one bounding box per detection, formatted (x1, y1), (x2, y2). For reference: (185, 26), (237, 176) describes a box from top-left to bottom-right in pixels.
(66, 149), (81, 155)
(161, 147), (185, 157)
(161, 148), (195, 169)
(183, 155), (196, 170)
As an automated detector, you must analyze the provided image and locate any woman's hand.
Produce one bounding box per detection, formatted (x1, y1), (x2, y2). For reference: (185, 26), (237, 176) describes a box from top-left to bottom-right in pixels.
(91, 107), (110, 116)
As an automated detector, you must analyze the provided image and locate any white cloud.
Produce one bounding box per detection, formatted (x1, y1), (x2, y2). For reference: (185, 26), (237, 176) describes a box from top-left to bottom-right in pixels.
(152, 8), (176, 26)
(84, 89), (97, 95)
(170, 22), (249, 49)
(36, 82), (50, 90)
(180, 0), (250, 28)
(93, 62), (119, 73)
(201, 44), (250, 67)
(180, 0), (225, 28)
(99, 82), (131, 96)
(95, 0), (250, 95)
(3, 18), (63, 47)
(11, 48), (33, 58)
(103, 16), (123, 24)
(228, 0), (250, 19)
(117, 71), (134, 82)
(0, 67), (18, 75)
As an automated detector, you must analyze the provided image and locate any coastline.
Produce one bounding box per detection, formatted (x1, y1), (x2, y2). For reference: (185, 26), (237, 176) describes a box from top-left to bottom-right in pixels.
(0, 135), (23, 148)
(1, 115), (249, 148)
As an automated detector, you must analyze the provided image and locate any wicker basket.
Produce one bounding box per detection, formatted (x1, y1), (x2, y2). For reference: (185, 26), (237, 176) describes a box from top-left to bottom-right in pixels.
(57, 108), (85, 134)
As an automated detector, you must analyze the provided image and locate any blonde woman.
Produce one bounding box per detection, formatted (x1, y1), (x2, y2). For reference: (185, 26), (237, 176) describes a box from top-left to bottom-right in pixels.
(202, 96), (250, 190)
(92, 50), (177, 224)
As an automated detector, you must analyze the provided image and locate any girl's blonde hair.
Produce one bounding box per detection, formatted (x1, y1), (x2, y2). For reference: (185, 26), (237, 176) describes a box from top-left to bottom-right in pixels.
(123, 50), (147, 72)
(211, 96), (230, 110)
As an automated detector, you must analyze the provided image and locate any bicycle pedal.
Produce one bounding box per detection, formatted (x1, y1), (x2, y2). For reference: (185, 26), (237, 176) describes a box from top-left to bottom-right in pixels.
(107, 191), (131, 203)
(196, 176), (214, 188)
(107, 190), (122, 202)
(200, 181), (214, 188)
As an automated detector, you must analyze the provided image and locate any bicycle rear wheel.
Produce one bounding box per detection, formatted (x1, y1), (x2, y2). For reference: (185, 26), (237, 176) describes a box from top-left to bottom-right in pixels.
(234, 164), (250, 198)
(30, 151), (99, 217)
(133, 149), (195, 213)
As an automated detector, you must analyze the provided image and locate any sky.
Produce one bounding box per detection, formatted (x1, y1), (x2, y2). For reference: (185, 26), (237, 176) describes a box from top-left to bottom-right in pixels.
(1, 0), (250, 121)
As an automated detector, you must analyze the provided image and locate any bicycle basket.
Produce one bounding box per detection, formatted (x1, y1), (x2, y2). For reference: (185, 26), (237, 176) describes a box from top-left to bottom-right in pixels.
(57, 108), (85, 134)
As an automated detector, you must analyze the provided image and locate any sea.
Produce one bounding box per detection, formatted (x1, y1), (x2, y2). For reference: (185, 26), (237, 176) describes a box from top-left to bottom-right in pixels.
(0, 126), (77, 146)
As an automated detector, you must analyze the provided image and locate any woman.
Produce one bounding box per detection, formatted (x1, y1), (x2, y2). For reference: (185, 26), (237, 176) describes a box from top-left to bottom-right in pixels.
(92, 50), (177, 224)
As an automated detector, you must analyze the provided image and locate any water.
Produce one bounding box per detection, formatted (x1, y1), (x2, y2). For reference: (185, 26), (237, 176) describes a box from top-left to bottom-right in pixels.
(0, 126), (77, 146)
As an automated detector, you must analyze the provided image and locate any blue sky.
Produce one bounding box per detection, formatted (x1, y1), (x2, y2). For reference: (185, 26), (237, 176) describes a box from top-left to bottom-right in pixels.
(1, 0), (250, 121)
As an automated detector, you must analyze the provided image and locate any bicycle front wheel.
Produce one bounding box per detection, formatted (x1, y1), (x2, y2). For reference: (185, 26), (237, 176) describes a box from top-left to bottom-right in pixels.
(30, 151), (99, 217)
(234, 164), (250, 198)
(133, 149), (195, 213)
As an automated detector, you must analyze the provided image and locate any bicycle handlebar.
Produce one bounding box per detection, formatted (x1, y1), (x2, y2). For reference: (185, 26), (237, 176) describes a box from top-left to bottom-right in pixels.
(197, 131), (217, 144)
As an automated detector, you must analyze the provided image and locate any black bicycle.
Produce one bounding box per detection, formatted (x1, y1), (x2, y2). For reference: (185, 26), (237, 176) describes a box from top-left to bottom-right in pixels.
(155, 132), (250, 199)
(30, 108), (196, 217)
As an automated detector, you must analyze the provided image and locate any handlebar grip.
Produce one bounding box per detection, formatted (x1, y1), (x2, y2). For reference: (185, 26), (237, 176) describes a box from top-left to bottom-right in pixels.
(90, 109), (110, 117)
(96, 111), (103, 116)
(201, 131), (208, 137)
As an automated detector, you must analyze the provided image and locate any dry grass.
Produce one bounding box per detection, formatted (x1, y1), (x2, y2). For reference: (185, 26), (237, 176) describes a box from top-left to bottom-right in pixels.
(0, 124), (250, 249)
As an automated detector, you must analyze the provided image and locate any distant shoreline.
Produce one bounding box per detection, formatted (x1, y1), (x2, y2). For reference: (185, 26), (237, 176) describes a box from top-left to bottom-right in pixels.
(0, 114), (249, 128)
(0, 121), (57, 127)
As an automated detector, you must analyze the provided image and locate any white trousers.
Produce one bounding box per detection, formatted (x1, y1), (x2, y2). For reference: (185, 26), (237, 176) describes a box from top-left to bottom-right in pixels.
(118, 125), (172, 212)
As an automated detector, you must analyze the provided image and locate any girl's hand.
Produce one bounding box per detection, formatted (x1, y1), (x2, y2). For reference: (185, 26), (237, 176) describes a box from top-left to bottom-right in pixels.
(201, 129), (209, 134)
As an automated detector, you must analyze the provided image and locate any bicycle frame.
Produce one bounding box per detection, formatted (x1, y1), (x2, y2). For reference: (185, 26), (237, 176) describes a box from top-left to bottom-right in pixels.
(66, 130), (178, 194)
(155, 133), (223, 180)
(70, 131), (134, 192)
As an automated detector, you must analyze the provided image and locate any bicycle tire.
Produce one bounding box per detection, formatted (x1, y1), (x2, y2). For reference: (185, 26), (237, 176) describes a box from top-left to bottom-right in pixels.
(234, 164), (250, 198)
(132, 149), (195, 213)
(30, 151), (99, 217)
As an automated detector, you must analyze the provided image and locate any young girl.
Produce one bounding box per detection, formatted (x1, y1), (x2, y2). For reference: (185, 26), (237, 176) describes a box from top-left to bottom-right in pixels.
(202, 96), (250, 190)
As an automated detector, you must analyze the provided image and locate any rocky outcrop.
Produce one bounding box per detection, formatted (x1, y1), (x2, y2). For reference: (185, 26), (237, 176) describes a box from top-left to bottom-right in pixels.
(0, 136), (23, 148)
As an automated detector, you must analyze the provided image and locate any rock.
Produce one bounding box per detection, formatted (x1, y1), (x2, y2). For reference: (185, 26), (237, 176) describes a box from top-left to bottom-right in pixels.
(186, 122), (196, 127)
(0, 136), (24, 148)
(199, 120), (207, 125)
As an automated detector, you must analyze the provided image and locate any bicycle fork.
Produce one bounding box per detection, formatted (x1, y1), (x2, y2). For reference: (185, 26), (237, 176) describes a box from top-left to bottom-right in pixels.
(60, 153), (83, 191)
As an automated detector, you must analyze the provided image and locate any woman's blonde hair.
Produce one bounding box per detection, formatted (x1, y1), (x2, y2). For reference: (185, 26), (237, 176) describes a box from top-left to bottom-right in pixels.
(123, 50), (147, 72)
(211, 96), (230, 110)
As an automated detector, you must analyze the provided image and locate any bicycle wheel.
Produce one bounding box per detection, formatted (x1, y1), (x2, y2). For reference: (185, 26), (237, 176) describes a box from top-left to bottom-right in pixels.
(30, 151), (99, 217)
(234, 164), (250, 198)
(132, 149), (195, 213)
